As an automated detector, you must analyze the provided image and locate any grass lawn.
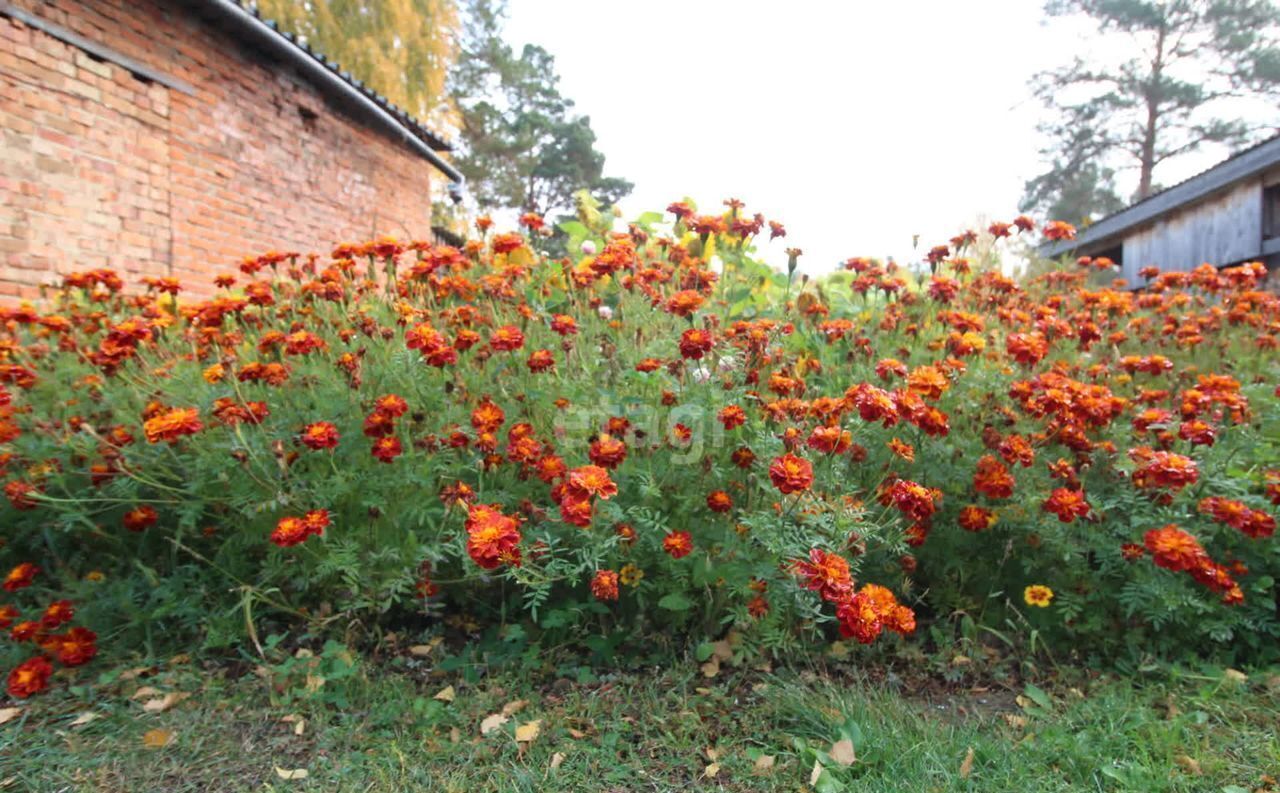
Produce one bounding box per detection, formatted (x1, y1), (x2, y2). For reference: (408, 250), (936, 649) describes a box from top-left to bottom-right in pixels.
(2, 651), (1278, 792)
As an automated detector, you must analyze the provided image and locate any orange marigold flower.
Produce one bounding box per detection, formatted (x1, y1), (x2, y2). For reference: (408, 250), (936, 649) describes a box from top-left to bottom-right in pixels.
(549, 314), (578, 335)
(371, 436), (403, 463)
(590, 569), (620, 602)
(1041, 488), (1090, 523)
(301, 421), (340, 450)
(887, 437), (915, 462)
(883, 478), (939, 523)
(588, 433), (628, 469)
(270, 515), (314, 547)
(706, 490), (733, 513)
(489, 325), (525, 352)
(39, 600), (73, 630)
(3, 562), (38, 592)
(143, 407), (202, 444)
(491, 232), (525, 254)
(0, 605), (17, 628)
(471, 398), (505, 433)
(806, 426), (851, 455)
(792, 548), (853, 603)
(663, 530), (693, 559)
(465, 504), (522, 569)
(905, 365), (948, 401)
(769, 453), (814, 495)
(123, 505), (158, 532)
(678, 328), (714, 360)
(527, 349), (555, 372)
(1143, 524), (1206, 572)
(6, 656), (52, 698)
(1131, 449), (1198, 491)
(718, 405), (746, 430)
(958, 505), (996, 532)
(973, 455), (1015, 499)
(566, 465), (618, 500)
(665, 290), (706, 317)
(835, 591), (883, 644)
(55, 626), (97, 666)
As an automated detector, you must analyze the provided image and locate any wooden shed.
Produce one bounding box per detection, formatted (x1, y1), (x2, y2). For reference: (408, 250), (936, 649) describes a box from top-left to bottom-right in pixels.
(1041, 135), (1280, 287)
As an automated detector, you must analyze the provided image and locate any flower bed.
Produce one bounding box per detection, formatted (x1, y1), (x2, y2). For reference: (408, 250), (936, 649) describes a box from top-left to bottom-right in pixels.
(2, 202), (1279, 696)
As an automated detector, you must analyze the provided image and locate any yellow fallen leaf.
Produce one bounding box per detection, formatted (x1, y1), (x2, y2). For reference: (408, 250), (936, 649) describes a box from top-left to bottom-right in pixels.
(142, 728), (173, 748)
(434, 685), (456, 703)
(711, 639), (733, 661)
(408, 644), (435, 657)
(142, 692), (190, 713)
(501, 699), (529, 717)
(118, 667), (151, 681)
(1224, 668), (1248, 684)
(281, 715), (307, 737)
(959, 746), (974, 778)
(829, 738), (856, 766)
(810, 759), (824, 785)
(515, 719), (542, 743)
(703, 762), (720, 778)
(274, 766), (309, 780)
(449, 727), (460, 743)
(69, 712), (98, 727)
(1175, 755), (1202, 776)
(0, 708), (20, 726)
(567, 728), (586, 740)
(305, 674), (326, 693)
(700, 656), (720, 678)
(549, 751), (566, 770)
(1002, 713), (1027, 730)
(169, 654), (191, 666)
(480, 712), (509, 736)
(753, 754), (776, 774)
(131, 686), (162, 700)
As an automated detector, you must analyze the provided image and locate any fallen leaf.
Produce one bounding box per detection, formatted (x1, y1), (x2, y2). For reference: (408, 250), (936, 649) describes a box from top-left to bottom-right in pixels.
(449, 727), (460, 743)
(694, 686), (712, 695)
(1174, 755), (1202, 776)
(959, 746), (974, 778)
(274, 766), (309, 780)
(753, 754), (776, 774)
(810, 759), (824, 786)
(1002, 713), (1027, 729)
(829, 738), (856, 766)
(434, 685), (456, 703)
(1223, 668), (1248, 684)
(304, 674), (325, 693)
(278, 715), (307, 737)
(700, 656), (720, 678)
(130, 686), (162, 700)
(142, 692), (190, 713)
(705, 747), (719, 761)
(0, 708), (20, 726)
(514, 720), (541, 743)
(501, 699), (529, 717)
(952, 654), (971, 666)
(408, 644), (435, 657)
(168, 654), (191, 666)
(711, 639), (733, 661)
(567, 728), (586, 740)
(142, 728), (173, 748)
(69, 712), (98, 727)
(118, 667), (151, 681)
(703, 762), (720, 779)
(549, 751), (566, 770)
(480, 712), (509, 736)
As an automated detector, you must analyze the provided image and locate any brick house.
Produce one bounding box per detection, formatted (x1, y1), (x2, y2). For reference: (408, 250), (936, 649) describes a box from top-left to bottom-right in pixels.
(0, 0), (463, 300)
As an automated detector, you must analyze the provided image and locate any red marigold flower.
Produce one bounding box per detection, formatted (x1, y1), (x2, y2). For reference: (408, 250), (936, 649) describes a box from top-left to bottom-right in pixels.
(1043, 220), (1077, 240)
(558, 493), (594, 527)
(806, 425), (851, 455)
(678, 328), (714, 360)
(731, 446), (756, 469)
(997, 435), (1035, 468)
(303, 509), (330, 535)
(665, 290), (706, 317)
(1041, 488), (1090, 523)
(958, 505), (996, 532)
(0, 605), (18, 628)
(10, 620), (39, 642)
(363, 411), (395, 438)
(769, 453), (814, 495)
(835, 591), (883, 644)
(792, 548), (853, 603)
(527, 349), (555, 373)
(489, 325), (525, 352)
(372, 436), (403, 463)
(56, 626), (97, 667)
(374, 395), (408, 418)
(491, 232), (525, 254)
(534, 455), (567, 483)
(875, 358), (908, 380)
(6, 656), (52, 698)
(550, 314), (578, 335)
(270, 516), (311, 548)
(905, 365), (948, 401)
(846, 383), (899, 427)
(1144, 524), (1206, 572)
(1178, 420), (1216, 446)
(635, 358), (662, 373)
(143, 407), (202, 444)
(663, 530), (693, 559)
(590, 569), (620, 602)
(718, 405), (746, 430)
(706, 490), (733, 513)
(1131, 449), (1198, 491)
(3, 562), (38, 592)
(465, 504), (522, 569)
(566, 465), (618, 500)
(1006, 332), (1048, 366)
(5, 481), (39, 510)
(123, 505), (158, 532)
(973, 455), (1015, 499)
(884, 479), (939, 523)
(887, 437), (915, 462)
(40, 600), (74, 630)
(1120, 543), (1145, 561)
(588, 434), (628, 469)
(471, 398), (505, 433)
(301, 421), (340, 450)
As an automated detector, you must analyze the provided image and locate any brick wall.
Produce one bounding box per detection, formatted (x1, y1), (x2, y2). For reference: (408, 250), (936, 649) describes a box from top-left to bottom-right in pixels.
(0, 0), (439, 300)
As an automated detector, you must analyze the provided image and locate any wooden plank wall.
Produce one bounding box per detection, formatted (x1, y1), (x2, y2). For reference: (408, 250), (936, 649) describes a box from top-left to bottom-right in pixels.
(1121, 180), (1263, 282)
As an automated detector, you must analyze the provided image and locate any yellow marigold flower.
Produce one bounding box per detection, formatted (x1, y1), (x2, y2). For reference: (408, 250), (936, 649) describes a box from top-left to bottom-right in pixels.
(619, 564), (644, 586)
(203, 363), (225, 384)
(84, 571), (105, 582)
(1023, 585), (1054, 608)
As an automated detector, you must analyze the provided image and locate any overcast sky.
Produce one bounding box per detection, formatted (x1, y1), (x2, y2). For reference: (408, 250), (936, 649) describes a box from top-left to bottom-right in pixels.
(502, 1), (1216, 274)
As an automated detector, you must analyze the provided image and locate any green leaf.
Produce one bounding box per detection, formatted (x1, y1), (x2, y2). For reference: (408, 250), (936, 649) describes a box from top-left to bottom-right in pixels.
(1023, 683), (1052, 710)
(657, 593), (694, 612)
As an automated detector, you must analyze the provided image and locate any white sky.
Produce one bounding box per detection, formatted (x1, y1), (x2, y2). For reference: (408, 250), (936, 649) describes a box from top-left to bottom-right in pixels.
(503, 1), (1222, 274)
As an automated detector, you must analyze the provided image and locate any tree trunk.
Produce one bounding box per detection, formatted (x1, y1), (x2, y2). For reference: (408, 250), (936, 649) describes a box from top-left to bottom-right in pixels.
(1137, 24), (1167, 200)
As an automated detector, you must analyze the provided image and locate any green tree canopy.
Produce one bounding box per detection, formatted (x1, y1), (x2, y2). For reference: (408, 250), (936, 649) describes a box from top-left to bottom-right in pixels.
(1022, 0), (1280, 225)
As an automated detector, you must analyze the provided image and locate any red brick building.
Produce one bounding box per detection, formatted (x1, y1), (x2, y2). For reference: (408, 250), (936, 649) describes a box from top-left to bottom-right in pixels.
(0, 0), (462, 300)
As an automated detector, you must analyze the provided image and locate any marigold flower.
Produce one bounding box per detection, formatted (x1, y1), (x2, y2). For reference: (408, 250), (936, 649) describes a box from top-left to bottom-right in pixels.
(371, 436), (403, 463)
(590, 569), (620, 601)
(123, 505), (159, 532)
(3, 562), (38, 592)
(471, 398), (505, 433)
(527, 349), (555, 372)
(958, 505), (996, 532)
(6, 656), (52, 698)
(706, 490), (733, 513)
(769, 453), (814, 495)
(39, 600), (73, 630)
(1041, 488), (1090, 523)
(1144, 524), (1206, 572)
(550, 314), (578, 335)
(270, 515), (313, 547)
(678, 328), (714, 360)
(301, 421), (340, 450)
(663, 530), (693, 559)
(143, 407), (202, 444)
(793, 549), (853, 603)
(489, 325), (525, 351)
(973, 455), (1015, 499)
(1023, 585), (1054, 607)
(55, 626), (97, 666)
(588, 434), (628, 469)
(0, 605), (17, 628)
(465, 504), (522, 569)
(1131, 449), (1198, 491)
(718, 405), (746, 430)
